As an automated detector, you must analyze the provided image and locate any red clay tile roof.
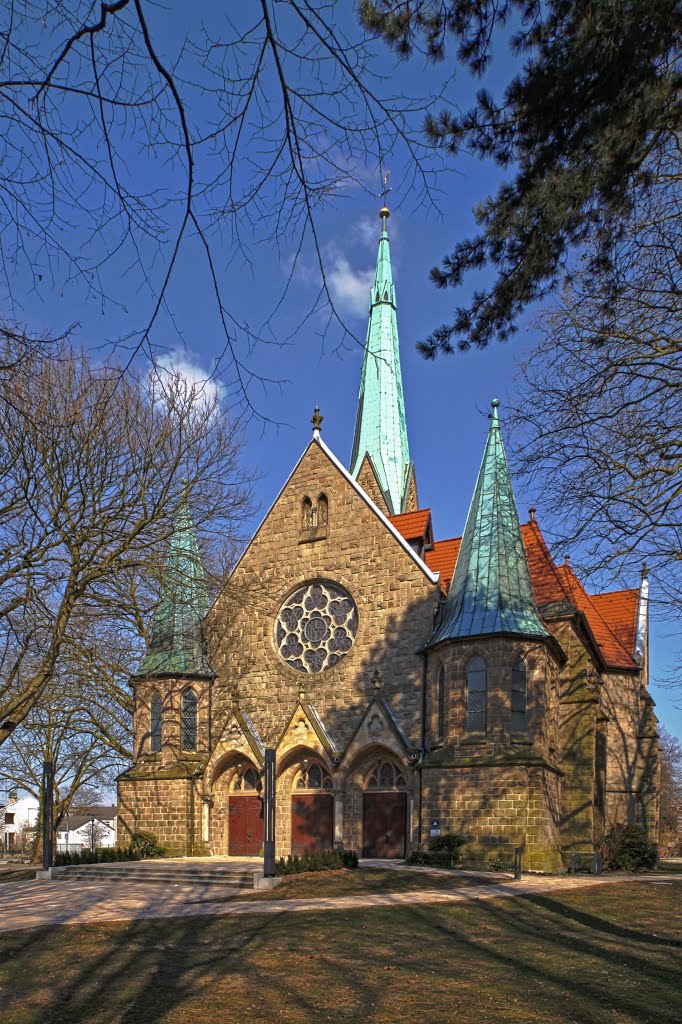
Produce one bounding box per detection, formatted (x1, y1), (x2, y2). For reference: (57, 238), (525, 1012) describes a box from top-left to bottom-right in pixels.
(520, 521), (573, 606)
(591, 590), (639, 657)
(425, 539), (461, 594)
(388, 509), (431, 541)
(420, 515), (639, 671)
(557, 564), (638, 670)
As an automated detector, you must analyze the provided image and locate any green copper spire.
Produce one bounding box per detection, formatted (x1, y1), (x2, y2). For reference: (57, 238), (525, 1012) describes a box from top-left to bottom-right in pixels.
(430, 400), (548, 645)
(350, 207), (411, 515)
(135, 501), (213, 678)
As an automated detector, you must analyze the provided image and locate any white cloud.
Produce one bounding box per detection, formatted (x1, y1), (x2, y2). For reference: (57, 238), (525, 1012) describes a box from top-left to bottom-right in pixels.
(327, 251), (374, 318)
(152, 349), (223, 408)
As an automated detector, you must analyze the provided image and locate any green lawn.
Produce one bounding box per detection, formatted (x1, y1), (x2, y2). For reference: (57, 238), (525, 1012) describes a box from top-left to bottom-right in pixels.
(0, 882), (680, 1024)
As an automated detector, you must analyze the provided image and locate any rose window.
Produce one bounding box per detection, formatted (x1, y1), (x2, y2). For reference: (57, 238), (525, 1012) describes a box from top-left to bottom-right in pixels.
(275, 581), (358, 673)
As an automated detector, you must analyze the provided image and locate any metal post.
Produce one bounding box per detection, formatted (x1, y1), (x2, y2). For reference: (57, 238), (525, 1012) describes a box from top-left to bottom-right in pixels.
(42, 760), (54, 871)
(263, 748), (276, 877)
(513, 846), (522, 880)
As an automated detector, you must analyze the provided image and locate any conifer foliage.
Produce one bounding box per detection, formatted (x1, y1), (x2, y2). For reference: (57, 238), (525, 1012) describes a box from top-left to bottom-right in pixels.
(361, 0), (682, 351)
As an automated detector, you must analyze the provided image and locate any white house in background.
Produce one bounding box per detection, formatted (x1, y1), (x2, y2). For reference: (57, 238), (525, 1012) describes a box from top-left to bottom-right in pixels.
(1, 792), (39, 853)
(56, 814), (116, 852)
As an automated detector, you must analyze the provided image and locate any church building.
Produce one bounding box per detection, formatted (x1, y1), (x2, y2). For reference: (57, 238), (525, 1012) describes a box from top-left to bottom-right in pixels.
(118, 206), (659, 872)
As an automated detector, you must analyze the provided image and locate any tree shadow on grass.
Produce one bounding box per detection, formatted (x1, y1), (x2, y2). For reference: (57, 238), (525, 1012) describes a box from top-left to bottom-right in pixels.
(2, 885), (681, 1024)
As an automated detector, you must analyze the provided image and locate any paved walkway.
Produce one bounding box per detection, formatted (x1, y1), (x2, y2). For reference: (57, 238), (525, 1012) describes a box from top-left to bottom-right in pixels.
(3, 870), (680, 933)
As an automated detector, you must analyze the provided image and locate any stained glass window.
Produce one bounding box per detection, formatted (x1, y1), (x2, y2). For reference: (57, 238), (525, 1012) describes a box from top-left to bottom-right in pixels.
(511, 657), (528, 732)
(150, 692), (162, 752)
(275, 581), (358, 673)
(466, 657), (487, 732)
(181, 689), (197, 751)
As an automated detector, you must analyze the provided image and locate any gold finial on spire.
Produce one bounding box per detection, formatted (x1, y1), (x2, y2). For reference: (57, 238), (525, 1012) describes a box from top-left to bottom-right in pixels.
(311, 406), (323, 434)
(379, 170), (391, 220)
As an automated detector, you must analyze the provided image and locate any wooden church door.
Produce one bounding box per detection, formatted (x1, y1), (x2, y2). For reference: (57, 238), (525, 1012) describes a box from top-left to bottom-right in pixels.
(362, 792), (407, 858)
(228, 765), (264, 856)
(291, 794), (334, 856)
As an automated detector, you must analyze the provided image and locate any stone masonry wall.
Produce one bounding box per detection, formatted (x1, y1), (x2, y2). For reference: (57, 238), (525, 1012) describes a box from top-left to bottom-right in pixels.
(600, 670), (659, 836)
(550, 618), (601, 854)
(118, 776), (203, 856)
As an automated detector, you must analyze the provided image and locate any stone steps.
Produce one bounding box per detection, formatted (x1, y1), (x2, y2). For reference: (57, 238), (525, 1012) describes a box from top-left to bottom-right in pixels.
(46, 860), (260, 888)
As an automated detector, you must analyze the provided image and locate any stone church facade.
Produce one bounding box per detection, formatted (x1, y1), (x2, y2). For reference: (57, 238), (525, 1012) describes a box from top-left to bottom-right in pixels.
(118, 208), (659, 872)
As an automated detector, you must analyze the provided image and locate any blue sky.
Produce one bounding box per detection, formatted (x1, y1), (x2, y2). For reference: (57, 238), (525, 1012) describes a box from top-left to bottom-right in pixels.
(12, 3), (679, 736)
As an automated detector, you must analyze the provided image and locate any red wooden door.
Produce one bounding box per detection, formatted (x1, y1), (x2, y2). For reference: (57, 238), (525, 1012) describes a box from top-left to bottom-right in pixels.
(362, 792), (407, 858)
(228, 795), (264, 856)
(291, 794), (333, 857)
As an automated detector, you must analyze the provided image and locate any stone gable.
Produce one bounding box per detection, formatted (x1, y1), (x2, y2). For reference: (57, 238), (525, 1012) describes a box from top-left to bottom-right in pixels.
(206, 438), (440, 754)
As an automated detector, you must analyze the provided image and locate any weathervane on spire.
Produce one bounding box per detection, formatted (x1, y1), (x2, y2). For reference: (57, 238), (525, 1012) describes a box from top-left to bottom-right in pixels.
(379, 170), (391, 220)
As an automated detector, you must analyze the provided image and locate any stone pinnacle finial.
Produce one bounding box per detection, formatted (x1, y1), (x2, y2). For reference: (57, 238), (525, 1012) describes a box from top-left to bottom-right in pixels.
(372, 668), (382, 691)
(311, 406), (323, 435)
(641, 562), (649, 579)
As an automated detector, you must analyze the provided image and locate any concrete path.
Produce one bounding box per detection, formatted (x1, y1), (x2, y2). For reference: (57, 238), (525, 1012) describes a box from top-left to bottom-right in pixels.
(3, 870), (680, 933)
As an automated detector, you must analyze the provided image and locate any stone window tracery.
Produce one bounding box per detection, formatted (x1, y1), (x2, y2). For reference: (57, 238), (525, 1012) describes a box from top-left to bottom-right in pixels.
(275, 581), (358, 673)
(466, 656), (487, 732)
(181, 689), (198, 751)
(294, 760), (333, 790)
(365, 760), (407, 790)
(150, 691), (162, 753)
(232, 766), (259, 791)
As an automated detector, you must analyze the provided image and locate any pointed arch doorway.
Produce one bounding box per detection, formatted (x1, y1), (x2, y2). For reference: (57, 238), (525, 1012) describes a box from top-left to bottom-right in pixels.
(361, 759), (407, 858)
(290, 760), (334, 857)
(228, 763), (264, 856)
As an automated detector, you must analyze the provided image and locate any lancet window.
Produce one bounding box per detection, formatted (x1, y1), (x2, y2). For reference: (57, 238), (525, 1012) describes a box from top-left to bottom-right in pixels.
(150, 691), (162, 753)
(436, 665), (446, 740)
(511, 657), (528, 732)
(181, 689), (198, 751)
(466, 656), (487, 732)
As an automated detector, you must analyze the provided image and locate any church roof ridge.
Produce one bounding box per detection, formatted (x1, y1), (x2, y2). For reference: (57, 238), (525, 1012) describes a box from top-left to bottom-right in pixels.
(429, 400), (549, 645)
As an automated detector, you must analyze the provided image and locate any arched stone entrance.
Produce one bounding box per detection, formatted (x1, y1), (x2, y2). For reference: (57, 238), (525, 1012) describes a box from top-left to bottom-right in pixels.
(290, 758), (334, 857)
(361, 758), (408, 858)
(227, 761), (263, 856)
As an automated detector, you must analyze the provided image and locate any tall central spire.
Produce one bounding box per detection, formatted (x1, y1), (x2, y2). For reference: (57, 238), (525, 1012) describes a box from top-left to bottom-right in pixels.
(350, 205), (411, 515)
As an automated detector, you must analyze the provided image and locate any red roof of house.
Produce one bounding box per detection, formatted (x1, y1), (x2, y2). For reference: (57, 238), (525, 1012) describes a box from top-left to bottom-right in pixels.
(557, 564), (638, 670)
(407, 511), (640, 671)
(388, 509), (431, 541)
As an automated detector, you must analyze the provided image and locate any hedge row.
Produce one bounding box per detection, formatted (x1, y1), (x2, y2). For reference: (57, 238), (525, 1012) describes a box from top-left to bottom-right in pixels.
(275, 850), (358, 875)
(54, 831), (166, 866)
